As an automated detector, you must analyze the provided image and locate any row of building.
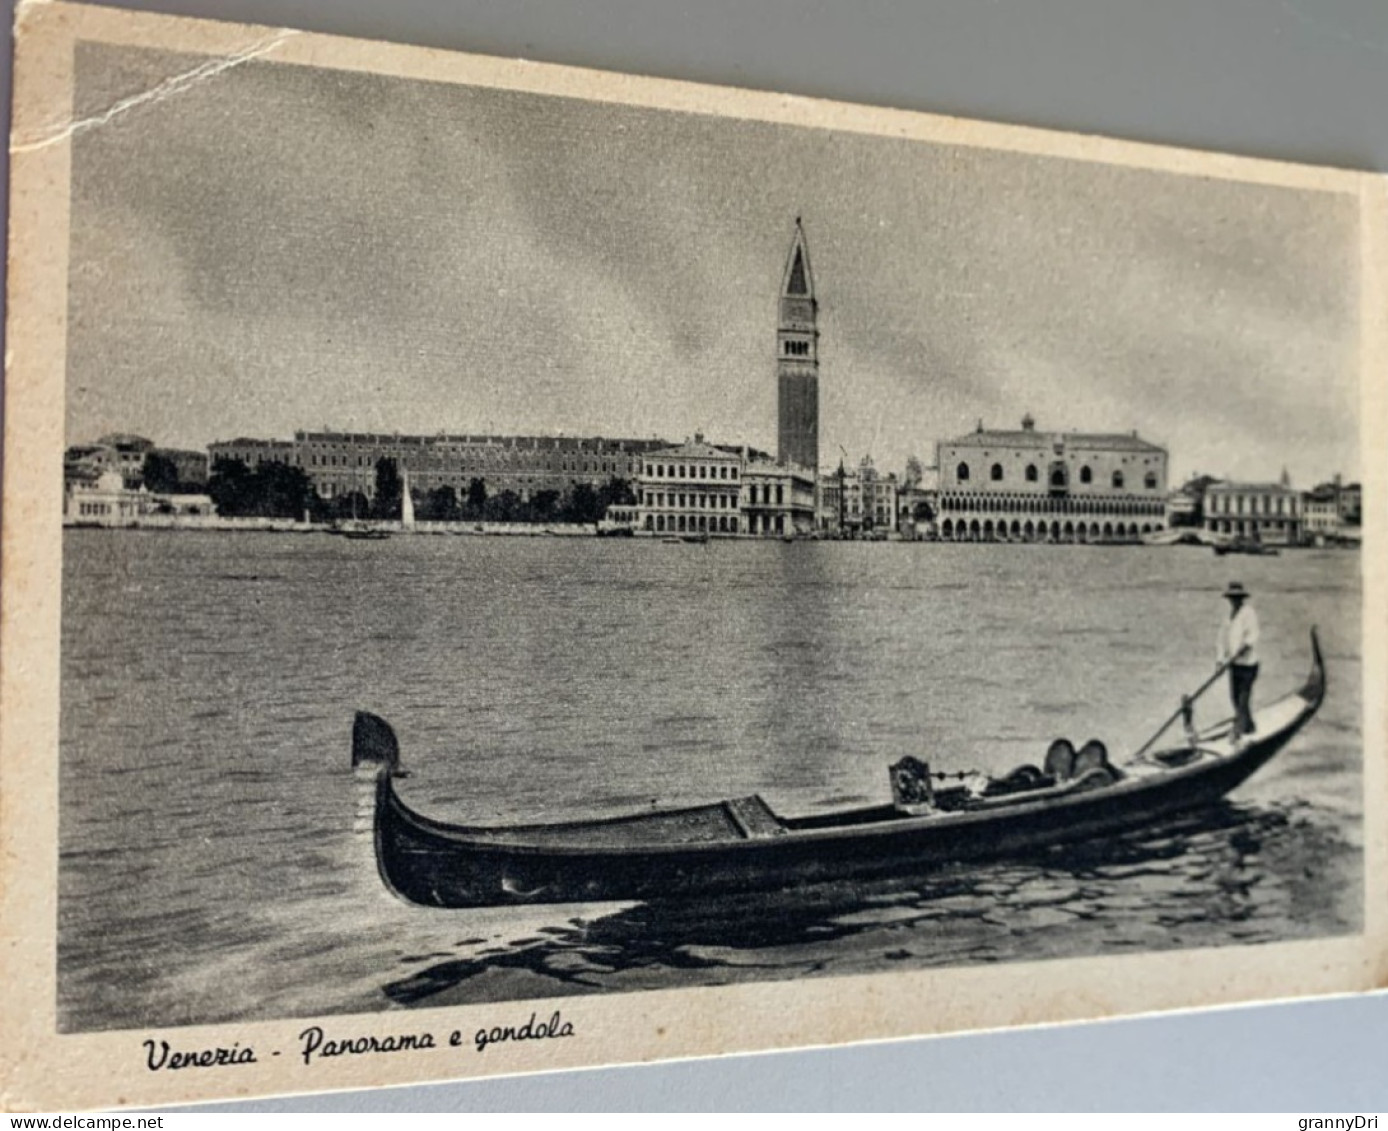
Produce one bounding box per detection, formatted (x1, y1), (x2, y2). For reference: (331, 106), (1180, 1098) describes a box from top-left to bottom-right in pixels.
(64, 220), (1361, 543)
(65, 433), (209, 489)
(65, 414), (1361, 545)
(207, 431), (675, 502)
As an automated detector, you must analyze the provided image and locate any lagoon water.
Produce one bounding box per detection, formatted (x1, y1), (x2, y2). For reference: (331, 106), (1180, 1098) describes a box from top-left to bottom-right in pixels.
(59, 531), (1362, 1031)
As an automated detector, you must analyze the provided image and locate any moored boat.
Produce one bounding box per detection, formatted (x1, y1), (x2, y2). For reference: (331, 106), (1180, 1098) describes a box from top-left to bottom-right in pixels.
(336, 523), (391, 540)
(1213, 541), (1280, 556)
(353, 630), (1324, 909)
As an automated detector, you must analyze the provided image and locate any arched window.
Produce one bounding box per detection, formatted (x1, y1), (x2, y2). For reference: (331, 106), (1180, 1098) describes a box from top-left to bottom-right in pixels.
(1025, 464), (1038, 483)
(956, 462), (971, 482)
(1144, 472), (1157, 489)
(1112, 470), (1125, 489)
(990, 463), (1004, 482)
(1079, 465), (1093, 484)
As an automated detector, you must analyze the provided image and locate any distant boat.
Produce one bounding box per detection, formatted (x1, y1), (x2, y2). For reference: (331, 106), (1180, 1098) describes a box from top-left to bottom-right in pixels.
(1213, 539), (1280, 557)
(335, 520), (390, 540)
(680, 532), (710, 544)
(329, 513), (391, 539)
(1142, 528), (1203, 547)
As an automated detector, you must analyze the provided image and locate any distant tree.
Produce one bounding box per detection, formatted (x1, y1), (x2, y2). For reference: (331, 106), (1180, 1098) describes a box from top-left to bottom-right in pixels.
(305, 491), (332, 523)
(256, 462), (315, 519)
(595, 476), (635, 513)
(562, 481), (601, 524)
(529, 489), (560, 522)
(373, 458), (402, 520)
(465, 478), (488, 519)
(141, 452), (181, 493)
(330, 490), (371, 521)
(484, 489), (523, 523)
(207, 457), (313, 518)
(422, 485), (459, 522)
(207, 457), (255, 516)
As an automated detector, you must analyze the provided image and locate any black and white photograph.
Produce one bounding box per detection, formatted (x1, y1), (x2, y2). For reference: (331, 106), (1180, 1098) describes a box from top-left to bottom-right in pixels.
(1, 1), (1383, 1111)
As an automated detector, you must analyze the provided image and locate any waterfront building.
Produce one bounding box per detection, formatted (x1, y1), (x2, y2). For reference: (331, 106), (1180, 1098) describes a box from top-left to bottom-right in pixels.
(777, 219), (819, 474)
(208, 432), (669, 502)
(66, 436), (209, 491)
(66, 470), (145, 521)
(743, 458), (818, 536)
(1165, 474), (1221, 530)
(1164, 489), (1200, 528)
(635, 436), (744, 535)
(1340, 484), (1362, 524)
(64, 470), (214, 524)
(1302, 476), (1361, 543)
(598, 504), (641, 535)
(64, 433), (155, 487)
(1203, 481), (1303, 545)
(208, 438), (296, 471)
(152, 448), (211, 488)
(818, 455), (900, 537)
(934, 415), (1168, 542)
(1303, 484), (1342, 541)
(1329, 476), (1363, 526)
(896, 485), (936, 540)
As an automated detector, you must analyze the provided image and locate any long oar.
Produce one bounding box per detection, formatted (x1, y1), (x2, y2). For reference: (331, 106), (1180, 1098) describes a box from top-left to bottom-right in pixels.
(1132, 655), (1238, 761)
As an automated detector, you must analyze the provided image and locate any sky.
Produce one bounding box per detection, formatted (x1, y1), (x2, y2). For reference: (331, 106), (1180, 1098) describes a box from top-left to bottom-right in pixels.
(65, 43), (1362, 486)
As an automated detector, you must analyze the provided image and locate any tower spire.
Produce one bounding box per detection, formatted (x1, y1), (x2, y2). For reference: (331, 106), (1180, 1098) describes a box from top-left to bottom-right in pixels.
(777, 218), (819, 472)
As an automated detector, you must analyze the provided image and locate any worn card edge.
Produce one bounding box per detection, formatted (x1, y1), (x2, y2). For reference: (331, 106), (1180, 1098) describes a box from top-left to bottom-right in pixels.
(1, 0), (1385, 1112)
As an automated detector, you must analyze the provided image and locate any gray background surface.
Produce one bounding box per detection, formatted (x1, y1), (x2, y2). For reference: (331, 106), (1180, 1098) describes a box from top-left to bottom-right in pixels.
(4, 0), (1386, 1112)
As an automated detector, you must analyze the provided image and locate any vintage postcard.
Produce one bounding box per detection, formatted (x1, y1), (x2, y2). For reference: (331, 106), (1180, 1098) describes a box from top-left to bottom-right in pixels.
(2, 0), (1386, 1111)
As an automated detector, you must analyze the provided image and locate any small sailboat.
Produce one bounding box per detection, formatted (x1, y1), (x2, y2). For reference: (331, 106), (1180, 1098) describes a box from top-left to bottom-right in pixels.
(400, 466), (416, 532)
(333, 487), (391, 539)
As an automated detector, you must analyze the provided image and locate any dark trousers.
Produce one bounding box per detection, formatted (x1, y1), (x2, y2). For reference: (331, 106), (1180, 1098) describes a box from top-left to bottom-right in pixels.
(1229, 663), (1258, 739)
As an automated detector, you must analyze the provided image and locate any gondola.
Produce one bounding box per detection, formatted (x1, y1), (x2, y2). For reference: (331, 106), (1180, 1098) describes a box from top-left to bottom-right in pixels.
(353, 629), (1325, 909)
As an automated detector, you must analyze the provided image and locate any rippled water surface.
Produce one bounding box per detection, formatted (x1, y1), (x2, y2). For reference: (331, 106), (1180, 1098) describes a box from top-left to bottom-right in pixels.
(59, 532), (1362, 1031)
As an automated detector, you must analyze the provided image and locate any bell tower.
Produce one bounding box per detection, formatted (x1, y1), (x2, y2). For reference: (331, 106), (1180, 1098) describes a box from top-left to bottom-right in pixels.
(777, 218), (819, 472)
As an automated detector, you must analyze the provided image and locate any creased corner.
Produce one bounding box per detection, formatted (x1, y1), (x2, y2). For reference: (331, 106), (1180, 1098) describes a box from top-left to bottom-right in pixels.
(13, 0), (55, 36)
(9, 27), (300, 155)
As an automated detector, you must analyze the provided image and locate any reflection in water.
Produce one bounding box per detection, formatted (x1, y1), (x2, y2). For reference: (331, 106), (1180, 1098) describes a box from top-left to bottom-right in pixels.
(383, 800), (1354, 1009)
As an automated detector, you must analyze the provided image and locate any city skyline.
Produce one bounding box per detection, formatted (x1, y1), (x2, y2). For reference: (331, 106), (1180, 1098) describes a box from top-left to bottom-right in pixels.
(67, 44), (1362, 487)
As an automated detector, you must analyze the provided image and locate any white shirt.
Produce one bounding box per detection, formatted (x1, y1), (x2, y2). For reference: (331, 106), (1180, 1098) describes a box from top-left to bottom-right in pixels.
(1217, 603), (1260, 667)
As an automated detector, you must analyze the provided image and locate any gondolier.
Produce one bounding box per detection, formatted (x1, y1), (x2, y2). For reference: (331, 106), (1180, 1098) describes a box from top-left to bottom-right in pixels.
(1217, 581), (1260, 741)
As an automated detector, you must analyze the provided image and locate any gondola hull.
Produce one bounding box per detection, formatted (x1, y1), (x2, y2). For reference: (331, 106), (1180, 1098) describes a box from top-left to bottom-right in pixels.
(356, 631), (1325, 909)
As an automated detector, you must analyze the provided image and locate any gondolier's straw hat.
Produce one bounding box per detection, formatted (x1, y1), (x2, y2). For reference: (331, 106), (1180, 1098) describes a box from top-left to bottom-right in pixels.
(1223, 581), (1250, 599)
